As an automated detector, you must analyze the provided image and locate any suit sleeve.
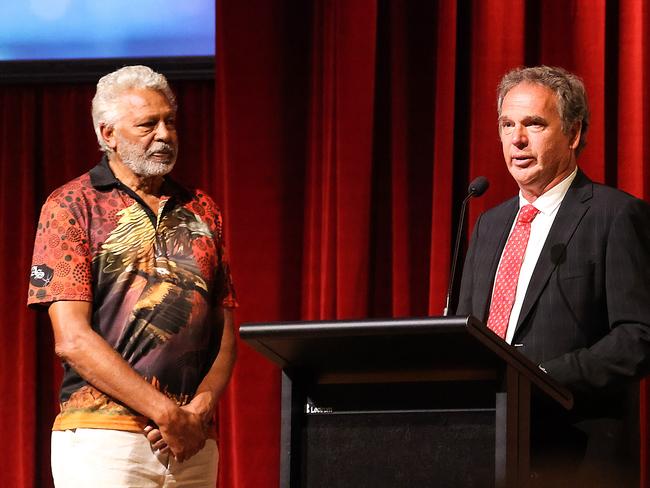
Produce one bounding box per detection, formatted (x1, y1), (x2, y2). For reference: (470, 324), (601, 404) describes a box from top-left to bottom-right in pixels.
(541, 197), (650, 395)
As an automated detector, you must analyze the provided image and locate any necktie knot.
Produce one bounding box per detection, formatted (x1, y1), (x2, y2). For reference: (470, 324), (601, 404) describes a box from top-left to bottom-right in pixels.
(518, 204), (539, 223)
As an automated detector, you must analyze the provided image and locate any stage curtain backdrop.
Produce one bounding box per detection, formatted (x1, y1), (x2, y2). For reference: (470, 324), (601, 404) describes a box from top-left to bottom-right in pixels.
(1, 1), (649, 487)
(215, 1), (649, 487)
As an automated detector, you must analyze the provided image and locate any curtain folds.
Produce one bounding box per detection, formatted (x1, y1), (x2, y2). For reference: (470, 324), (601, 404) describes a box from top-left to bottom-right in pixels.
(1, 1), (649, 487)
(216, 1), (650, 487)
(0, 87), (38, 488)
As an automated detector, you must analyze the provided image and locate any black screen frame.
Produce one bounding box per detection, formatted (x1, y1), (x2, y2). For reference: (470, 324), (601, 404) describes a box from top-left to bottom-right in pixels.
(0, 56), (214, 84)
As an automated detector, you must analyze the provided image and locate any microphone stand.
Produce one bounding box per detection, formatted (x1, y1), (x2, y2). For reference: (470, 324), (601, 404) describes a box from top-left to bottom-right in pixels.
(443, 192), (472, 316)
(443, 176), (489, 316)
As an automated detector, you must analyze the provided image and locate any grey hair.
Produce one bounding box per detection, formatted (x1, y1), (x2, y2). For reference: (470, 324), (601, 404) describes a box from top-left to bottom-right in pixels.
(497, 66), (590, 155)
(91, 65), (177, 153)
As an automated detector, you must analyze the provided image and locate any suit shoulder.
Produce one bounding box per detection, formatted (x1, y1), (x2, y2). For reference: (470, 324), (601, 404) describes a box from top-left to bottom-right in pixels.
(591, 180), (639, 200)
(479, 196), (519, 222)
(589, 181), (650, 214)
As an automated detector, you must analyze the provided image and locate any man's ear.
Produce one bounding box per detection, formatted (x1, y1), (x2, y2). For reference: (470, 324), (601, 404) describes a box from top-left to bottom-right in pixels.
(569, 121), (582, 150)
(100, 124), (117, 151)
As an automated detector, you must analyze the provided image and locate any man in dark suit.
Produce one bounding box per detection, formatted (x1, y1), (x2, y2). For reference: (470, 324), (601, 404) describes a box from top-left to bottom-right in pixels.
(457, 66), (650, 486)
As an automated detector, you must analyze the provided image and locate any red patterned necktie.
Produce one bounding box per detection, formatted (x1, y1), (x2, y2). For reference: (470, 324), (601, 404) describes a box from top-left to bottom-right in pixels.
(486, 204), (540, 339)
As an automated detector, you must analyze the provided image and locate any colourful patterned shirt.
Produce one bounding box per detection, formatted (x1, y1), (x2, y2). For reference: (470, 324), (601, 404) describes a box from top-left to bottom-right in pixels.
(28, 157), (237, 432)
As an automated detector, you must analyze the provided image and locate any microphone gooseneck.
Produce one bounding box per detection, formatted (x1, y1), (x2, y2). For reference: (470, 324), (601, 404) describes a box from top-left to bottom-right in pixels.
(443, 176), (490, 316)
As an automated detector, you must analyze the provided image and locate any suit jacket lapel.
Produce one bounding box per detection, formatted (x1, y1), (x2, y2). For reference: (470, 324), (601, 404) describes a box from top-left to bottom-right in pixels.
(513, 170), (593, 337)
(475, 198), (519, 321)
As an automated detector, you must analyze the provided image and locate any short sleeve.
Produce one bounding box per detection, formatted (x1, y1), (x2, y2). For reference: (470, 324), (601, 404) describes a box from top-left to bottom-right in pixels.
(27, 196), (93, 307)
(212, 207), (238, 309)
(193, 190), (238, 309)
(215, 240), (238, 309)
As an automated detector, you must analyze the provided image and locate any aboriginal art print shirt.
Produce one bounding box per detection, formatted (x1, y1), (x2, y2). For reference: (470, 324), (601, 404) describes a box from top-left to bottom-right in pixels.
(28, 157), (237, 432)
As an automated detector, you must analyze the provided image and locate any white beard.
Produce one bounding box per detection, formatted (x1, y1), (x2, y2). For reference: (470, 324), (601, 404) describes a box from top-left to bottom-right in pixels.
(115, 135), (177, 177)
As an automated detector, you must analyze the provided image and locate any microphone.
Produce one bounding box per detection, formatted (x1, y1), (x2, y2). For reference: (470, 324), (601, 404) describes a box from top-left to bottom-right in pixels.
(443, 176), (490, 316)
(468, 176), (489, 197)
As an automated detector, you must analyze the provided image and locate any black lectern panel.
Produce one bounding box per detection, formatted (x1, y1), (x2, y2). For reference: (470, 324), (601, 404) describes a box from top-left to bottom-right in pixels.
(303, 410), (494, 488)
(299, 380), (496, 487)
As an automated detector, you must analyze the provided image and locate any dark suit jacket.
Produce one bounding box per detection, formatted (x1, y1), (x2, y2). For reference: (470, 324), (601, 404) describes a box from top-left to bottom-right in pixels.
(457, 170), (650, 486)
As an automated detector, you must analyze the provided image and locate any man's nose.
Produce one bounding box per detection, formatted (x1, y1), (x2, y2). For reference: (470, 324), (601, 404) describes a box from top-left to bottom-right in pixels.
(153, 121), (173, 141)
(511, 125), (527, 147)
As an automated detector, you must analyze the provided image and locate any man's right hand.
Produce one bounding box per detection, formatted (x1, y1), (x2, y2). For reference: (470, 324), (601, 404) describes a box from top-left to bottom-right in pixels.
(155, 405), (207, 462)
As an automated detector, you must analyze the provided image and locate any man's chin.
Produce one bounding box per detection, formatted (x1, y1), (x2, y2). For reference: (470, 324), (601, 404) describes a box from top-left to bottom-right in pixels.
(146, 162), (175, 176)
(509, 166), (538, 184)
(124, 159), (176, 177)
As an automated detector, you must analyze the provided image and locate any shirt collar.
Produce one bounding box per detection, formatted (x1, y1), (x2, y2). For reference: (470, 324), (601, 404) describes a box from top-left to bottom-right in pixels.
(519, 166), (578, 216)
(88, 154), (191, 200)
(89, 154), (118, 189)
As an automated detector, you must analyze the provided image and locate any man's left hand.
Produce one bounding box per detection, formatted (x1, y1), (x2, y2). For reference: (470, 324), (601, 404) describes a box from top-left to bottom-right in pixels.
(144, 397), (214, 456)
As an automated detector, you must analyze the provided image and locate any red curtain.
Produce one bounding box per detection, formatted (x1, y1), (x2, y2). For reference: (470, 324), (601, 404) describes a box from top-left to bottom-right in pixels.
(1, 1), (649, 487)
(215, 1), (650, 487)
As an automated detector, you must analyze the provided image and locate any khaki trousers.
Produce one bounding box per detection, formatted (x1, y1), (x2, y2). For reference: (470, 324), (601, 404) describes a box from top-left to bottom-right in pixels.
(51, 428), (218, 488)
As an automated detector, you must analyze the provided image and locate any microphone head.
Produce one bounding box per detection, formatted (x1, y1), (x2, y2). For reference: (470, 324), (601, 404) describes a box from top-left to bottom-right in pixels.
(468, 176), (489, 197)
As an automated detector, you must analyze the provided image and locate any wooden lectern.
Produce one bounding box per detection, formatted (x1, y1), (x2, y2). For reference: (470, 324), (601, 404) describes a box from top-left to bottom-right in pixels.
(239, 316), (573, 488)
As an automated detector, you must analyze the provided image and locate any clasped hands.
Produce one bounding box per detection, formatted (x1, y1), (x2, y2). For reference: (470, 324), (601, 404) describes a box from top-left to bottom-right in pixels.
(144, 401), (213, 463)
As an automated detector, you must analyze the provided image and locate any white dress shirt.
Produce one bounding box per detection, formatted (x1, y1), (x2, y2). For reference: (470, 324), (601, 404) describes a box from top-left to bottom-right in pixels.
(492, 167), (578, 344)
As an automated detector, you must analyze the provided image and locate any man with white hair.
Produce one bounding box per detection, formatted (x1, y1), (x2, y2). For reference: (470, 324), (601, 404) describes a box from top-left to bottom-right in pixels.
(28, 65), (237, 487)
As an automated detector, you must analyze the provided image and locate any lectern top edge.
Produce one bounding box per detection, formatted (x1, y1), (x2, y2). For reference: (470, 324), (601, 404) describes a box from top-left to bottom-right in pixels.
(238, 315), (574, 410)
(240, 315), (475, 339)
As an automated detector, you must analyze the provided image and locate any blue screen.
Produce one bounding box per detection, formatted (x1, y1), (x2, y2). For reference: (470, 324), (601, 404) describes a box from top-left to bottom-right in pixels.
(0, 0), (215, 61)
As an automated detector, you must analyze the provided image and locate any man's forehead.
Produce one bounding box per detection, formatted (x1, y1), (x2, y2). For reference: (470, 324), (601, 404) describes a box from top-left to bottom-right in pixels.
(500, 82), (559, 117)
(118, 88), (174, 113)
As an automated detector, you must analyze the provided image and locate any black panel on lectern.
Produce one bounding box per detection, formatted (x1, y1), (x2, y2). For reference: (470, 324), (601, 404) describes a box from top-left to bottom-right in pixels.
(300, 381), (495, 487)
(303, 410), (494, 488)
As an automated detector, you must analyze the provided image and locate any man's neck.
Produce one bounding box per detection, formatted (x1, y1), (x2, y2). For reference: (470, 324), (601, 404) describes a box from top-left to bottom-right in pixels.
(521, 162), (577, 203)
